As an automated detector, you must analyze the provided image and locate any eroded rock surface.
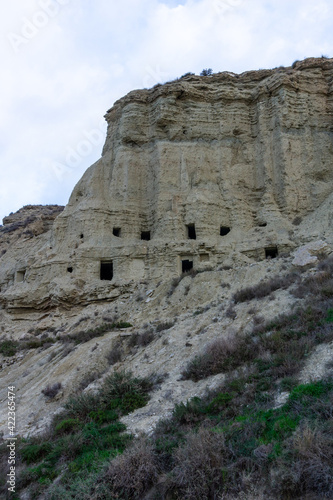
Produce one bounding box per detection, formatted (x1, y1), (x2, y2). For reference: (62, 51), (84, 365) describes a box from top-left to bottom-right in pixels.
(1, 58), (333, 438)
(1, 58), (333, 310)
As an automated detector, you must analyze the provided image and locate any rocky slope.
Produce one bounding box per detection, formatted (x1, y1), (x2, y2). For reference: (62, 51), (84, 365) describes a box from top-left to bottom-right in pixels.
(0, 56), (333, 445)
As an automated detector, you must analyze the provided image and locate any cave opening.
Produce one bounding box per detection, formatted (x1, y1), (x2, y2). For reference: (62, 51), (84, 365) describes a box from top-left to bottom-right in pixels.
(265, 246), (278, 259)
(141, 231), (151, 241)
(220, 226), (231, 236)
(100, 261), (113, 280)
(182, 260), (193, 273)
(187, 224), (196, 240)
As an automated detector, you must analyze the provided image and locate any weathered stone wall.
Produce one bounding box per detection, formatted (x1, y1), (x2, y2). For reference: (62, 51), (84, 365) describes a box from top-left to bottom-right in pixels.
(1, 57), (333, 310)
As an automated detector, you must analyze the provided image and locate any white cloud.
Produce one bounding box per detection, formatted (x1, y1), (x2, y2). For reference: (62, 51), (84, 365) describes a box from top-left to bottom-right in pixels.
(0, 0), (332, 222)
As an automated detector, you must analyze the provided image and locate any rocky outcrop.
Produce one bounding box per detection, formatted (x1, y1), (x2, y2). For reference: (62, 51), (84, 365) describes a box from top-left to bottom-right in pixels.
(292, 240), (331, 266)
(1, 57), (333, 310)
(0, 204), (64, 257)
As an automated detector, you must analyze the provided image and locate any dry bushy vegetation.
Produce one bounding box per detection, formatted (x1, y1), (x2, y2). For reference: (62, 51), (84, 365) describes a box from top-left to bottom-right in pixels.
(2, 257), (333, 499)
(182, 333), (257, 381)
(233, 272), (299, 303)
(96, 439), (160, 499)
(41, 382), (62, 399)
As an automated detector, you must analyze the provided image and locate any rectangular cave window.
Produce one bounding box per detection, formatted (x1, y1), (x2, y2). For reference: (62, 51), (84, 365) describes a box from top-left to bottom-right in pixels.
(187, 224), (196, 240)
(113, 228), (121, 237)
(220, 226), (231, 236)
(100, 261), (113, 280)
(141, 231), (151, 241)
(182, 259), (193, 273)
(16, 270), (26, 283)
(265, 246), (278, 259)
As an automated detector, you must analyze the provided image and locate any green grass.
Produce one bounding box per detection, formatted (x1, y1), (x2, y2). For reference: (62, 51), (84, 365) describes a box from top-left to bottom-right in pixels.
(3, 371), (150, 499)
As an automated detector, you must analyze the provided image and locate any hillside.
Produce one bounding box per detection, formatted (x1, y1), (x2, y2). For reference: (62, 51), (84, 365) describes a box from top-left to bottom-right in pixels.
(0, 57), (333, 499)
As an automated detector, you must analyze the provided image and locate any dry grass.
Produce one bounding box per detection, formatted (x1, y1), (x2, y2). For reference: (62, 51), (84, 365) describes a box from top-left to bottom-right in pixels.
(182, 334), (257, 381)
(105, 342), (123, 365)
(168, 429), (228, 500)
(233, 273), (298, 303)
(128, 327), (155, 348)
(41, 382), (62, 399)
(271, 423), (333, 498)
(98, 439), (159, 499)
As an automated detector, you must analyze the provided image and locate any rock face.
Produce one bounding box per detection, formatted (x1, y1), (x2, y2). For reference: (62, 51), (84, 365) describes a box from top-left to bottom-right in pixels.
(1, 57), (333, 310)
(292, 240), (331, 266)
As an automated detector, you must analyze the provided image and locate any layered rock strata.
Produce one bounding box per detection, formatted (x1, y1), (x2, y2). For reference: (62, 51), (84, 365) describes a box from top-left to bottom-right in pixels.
(1, 57), (333, 310)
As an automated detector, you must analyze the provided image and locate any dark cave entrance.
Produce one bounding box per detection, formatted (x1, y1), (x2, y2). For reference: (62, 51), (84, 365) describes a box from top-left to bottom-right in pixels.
(220, 226), (231, 236)
(141, 231), (151, 241)
(182, 260), (193, 273)
(187, 224), (196, 240)
(100, 261), (113, 280)
(265, 246), (278, 259)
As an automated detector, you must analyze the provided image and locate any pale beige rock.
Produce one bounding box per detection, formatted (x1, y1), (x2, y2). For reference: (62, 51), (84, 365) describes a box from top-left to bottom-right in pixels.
(292, 240), (331, 266)
(1, 57), (333, 310)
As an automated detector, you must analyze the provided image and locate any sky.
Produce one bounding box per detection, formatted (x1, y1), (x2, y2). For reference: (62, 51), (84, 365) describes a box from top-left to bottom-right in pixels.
(0, 0), (332, 223)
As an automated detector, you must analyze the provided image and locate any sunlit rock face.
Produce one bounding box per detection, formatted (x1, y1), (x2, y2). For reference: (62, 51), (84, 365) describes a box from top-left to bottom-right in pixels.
(2, 57), (333, 310)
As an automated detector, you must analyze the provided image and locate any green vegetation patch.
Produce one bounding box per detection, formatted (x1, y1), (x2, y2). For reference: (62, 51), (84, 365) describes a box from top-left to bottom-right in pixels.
(4, 371), (151, 499)
(0, 340), (18, 357)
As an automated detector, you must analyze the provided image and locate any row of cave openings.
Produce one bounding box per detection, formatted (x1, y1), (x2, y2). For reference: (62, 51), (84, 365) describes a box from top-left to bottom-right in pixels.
(80, 222), (271, 242)
(15, 247), (279, 284)
(14, 245), (279, 284)
(108, 224), (232, 241)
(96, 246), (278, 282)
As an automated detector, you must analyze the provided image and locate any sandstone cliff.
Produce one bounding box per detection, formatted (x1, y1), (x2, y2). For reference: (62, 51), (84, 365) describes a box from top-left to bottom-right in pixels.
(1, 57), (333, 312)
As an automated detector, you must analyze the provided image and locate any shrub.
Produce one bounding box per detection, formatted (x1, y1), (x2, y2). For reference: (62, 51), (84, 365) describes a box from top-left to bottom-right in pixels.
(181, 72), (195, 78)
(272, 424), (333, 498)
(156, 321), (174, 333)
(100, 371), (152, 415)
(88, 409), (118, 424)
(292, 216), (302, 226)
(128, 328), (155, 348)
(169, 429), (228, 499)
(78, 371), (100, 391)
(0, 340), (18, 357)
(233, 273), (297, 303)
(64, 393), (100, 422)
(42, 382), (62, 399)
(20, 441), (53, 464)
(106, 343), (123, 365)
(225, 305), (237, 319)
(100, 439), (159, 499)
(200, 68), (213, 76)
(182, 334), (258, 381)
(55, 418), (81, 435)
(64, 322), (132, 345)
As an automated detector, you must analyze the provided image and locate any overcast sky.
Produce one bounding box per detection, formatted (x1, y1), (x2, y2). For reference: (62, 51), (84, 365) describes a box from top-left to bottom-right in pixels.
(0, 0), (332, 223)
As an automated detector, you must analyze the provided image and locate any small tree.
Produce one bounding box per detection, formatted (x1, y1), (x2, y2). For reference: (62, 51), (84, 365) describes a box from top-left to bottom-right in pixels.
(200, 68), (213, 76)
